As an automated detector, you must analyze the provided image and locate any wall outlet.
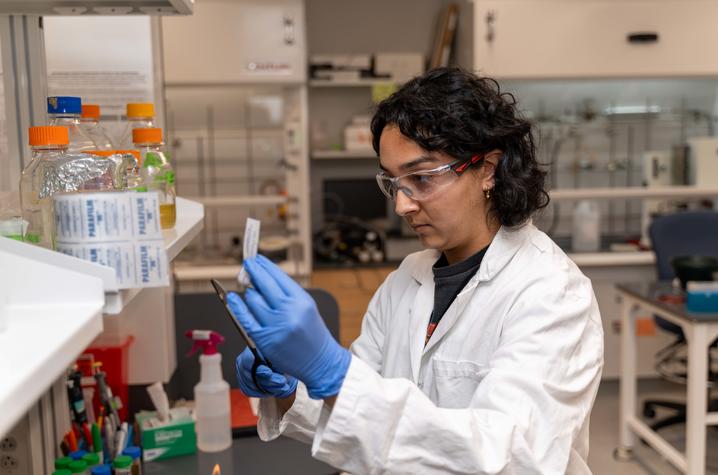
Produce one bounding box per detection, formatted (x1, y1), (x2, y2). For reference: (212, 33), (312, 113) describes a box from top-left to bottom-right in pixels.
(0, 438), (16, 452)
(0, 454), (19, 473)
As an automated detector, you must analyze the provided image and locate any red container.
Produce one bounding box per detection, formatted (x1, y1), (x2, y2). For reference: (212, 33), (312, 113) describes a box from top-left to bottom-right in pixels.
(81, 335), (134, 422)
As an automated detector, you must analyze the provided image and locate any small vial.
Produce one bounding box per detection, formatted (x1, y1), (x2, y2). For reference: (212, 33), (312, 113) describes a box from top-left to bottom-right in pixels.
(82, 453), (100, 470)
(68, 460), (88, 474)
(90, 465), (112, 475)
(55, 456), (73, 470)
(122, 446), (143, 475)
(69, 450), (87, 461)
(113, 455), (133, 475)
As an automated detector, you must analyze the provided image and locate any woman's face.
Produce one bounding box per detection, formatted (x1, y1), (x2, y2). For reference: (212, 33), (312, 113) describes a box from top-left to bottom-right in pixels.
(378, 125), (498, 254)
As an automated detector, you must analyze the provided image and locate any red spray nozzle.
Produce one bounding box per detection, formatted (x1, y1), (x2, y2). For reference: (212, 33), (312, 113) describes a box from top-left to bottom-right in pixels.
(185, 330), (225, 356)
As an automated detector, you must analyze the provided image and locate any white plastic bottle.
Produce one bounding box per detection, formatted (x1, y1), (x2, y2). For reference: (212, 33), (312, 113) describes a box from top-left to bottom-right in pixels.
(572, 200), (601, 252)
(187, 330), (232, 453)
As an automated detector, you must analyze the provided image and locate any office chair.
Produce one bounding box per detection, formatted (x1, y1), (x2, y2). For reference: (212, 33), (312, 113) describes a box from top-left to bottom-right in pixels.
(642, 211), (718, 432)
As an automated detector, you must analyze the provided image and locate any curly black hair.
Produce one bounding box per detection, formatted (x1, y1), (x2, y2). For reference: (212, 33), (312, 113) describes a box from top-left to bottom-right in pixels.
(370, 67), (549, 227)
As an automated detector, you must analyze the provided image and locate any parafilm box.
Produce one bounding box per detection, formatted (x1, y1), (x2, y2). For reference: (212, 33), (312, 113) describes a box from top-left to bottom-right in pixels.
(135, 408), (196, 461)
(53, 191), (169, 288)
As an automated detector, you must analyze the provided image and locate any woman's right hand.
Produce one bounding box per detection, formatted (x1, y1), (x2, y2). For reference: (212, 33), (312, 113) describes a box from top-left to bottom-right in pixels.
(235, 347), (297, 399)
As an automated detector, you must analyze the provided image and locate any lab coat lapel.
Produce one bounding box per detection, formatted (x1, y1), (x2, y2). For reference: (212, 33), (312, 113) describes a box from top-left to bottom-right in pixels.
(422, 224), (530, 354)
(422, 276), (478, 355)
(408, 253), (437, 382)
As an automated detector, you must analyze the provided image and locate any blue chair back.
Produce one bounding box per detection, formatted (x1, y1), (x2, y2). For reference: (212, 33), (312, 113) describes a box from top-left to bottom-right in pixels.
(649, 210), (718, 337)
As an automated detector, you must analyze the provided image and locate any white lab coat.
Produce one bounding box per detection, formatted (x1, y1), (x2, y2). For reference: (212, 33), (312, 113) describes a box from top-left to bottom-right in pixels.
(258, 222), (604, 474)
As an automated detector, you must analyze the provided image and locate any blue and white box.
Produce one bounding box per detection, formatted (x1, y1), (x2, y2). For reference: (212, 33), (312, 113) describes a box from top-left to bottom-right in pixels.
(54, 192), (169, 288)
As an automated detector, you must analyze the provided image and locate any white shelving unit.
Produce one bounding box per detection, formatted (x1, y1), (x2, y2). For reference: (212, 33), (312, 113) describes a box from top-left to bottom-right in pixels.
(312, 149), (376, 160)
(550, 185), (718, 202)
(309, 78), (396, 88)
(0, 197), (203, 440)
(0, 0), (193, 15)
(0, 239), (106, 439)
(191, 194), (288, 208)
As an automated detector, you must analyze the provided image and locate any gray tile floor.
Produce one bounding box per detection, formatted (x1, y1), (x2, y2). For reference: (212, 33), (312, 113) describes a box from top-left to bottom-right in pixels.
(588, 379), (718, 474)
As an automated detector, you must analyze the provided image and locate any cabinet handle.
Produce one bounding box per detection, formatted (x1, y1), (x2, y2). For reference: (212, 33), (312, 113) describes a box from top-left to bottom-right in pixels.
(284, 15), (295, 45)
(627, 32), (659, 44)
(485, 10), (496, 43)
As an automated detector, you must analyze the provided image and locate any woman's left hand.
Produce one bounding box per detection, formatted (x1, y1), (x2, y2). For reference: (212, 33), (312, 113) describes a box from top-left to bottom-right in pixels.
(226, 255), (352, 399)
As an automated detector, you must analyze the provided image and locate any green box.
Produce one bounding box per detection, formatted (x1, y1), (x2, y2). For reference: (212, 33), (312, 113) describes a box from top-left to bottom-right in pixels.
(135, 408), (196, 461)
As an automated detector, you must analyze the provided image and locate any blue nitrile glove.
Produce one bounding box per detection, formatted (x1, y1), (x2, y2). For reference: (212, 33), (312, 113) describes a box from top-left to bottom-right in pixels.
(226, 255), (352, 399)
(235, 347), (297, 398)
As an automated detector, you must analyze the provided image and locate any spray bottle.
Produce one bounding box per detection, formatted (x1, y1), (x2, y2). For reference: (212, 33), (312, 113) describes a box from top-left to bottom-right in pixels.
(185, 330), (231, 452)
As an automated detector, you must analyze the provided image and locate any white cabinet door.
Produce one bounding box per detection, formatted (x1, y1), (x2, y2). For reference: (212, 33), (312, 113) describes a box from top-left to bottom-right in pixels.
(162, 0), (306, 84)
(473, 0), (718, 78)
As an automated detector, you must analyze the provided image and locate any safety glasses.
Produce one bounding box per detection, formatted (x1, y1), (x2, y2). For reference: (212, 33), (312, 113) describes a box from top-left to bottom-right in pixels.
(375, 154), (485, 201)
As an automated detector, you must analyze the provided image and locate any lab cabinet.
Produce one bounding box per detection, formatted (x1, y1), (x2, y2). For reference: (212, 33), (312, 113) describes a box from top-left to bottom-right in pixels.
(472, 1), (718, 79)
(310, 267), (393, 347)
(162, 0), (307, 84)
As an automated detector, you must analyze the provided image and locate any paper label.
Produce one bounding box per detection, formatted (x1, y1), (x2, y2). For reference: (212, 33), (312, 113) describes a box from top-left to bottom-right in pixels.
(54, 192), (169, 289)
(238, 218), (261, 286)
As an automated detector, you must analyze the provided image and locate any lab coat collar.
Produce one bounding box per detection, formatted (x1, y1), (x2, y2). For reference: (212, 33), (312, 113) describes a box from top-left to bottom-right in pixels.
(409, 222), (531, 286)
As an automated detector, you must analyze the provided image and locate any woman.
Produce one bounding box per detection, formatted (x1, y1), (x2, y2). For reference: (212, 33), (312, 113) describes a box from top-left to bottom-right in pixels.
(229, 67), (604, 474)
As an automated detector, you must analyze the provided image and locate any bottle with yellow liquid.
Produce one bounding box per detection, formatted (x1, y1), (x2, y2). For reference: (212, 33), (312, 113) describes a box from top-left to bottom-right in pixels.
(132, 128), (176, 229)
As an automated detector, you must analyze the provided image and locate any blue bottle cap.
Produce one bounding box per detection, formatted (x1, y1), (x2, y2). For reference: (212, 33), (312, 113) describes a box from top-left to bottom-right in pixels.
(69, 450), (87, 460)
(122, 445), (141, 460)
(47, 96), (82, 115)
(90, 464), (112, 475)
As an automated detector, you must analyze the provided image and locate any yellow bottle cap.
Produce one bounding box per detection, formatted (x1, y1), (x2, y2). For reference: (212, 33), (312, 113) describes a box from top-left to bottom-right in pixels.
(126, 103), (154, 119)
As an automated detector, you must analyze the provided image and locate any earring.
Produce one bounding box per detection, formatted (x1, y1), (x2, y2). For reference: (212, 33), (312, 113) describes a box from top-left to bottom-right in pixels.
(484, 188), (492, 200)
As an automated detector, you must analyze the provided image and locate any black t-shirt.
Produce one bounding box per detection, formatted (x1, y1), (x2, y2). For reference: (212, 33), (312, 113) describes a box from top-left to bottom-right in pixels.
(426, 246), (488, 344)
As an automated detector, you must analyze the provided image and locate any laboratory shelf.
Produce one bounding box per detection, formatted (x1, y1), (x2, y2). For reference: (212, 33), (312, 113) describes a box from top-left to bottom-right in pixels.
(0, 304), (104, 438)
(309, 79), (396, 87)
(0, 197), (204, 315)
(164, 197), (205, 261)
(0, 237), (106, 438)
(0, 0), (193, 15)
(312, 149), (376, 159)
(568, 251), (654, 267)
(173, 260), (310, 281)
(550, 186), (718, 201)
(190, 195), (288, 208)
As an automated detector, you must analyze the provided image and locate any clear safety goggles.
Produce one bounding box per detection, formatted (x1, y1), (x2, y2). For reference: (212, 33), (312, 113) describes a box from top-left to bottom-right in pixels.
(375, 154), (485, 201)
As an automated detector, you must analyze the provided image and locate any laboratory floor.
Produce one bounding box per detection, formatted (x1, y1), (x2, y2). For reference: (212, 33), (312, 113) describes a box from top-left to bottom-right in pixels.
(589, 379), (718, 474)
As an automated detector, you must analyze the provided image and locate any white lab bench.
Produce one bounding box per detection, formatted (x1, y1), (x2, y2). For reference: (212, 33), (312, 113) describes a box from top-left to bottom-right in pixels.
(617, 282), (718, 475)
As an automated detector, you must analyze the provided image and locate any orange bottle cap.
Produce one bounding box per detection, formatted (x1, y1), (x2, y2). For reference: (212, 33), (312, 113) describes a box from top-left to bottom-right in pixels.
(132, 127), (162, 144)
(29, 126), (69, 146)
(126, 103), (154, 119)
(81, 104), (100, 119)
(87, 149), (141, 161)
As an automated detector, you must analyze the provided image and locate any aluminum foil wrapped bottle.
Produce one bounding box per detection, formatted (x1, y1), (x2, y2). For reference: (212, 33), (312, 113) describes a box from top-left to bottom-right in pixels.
(20, 126), (127, 249)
